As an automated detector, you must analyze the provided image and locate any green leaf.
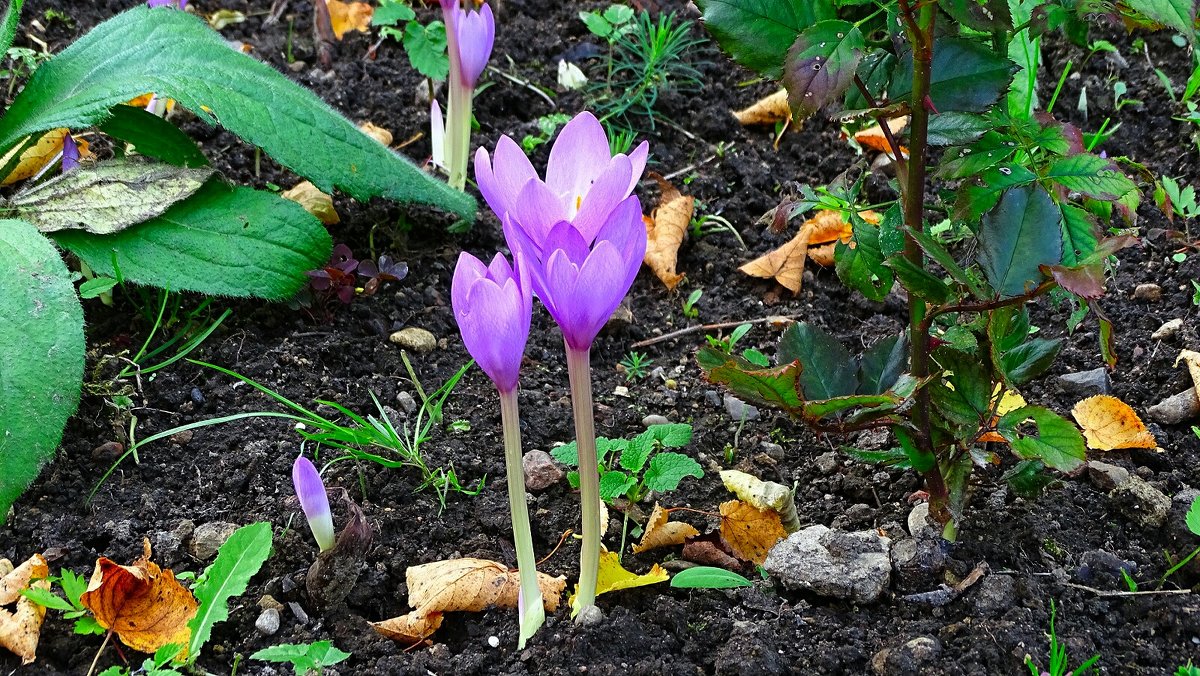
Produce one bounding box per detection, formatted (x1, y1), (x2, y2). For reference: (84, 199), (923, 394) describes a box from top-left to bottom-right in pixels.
(1124, 0), (1196, 37)
(566, 470), (580, 489)
(857, 334), (908, 395)
(694, 0), (835, 78)
(743, 348), (771, 367)
(599, 470), (636, 501)
(604, 5), (635, 24)
(373, 0), (416, 25)
(1060, 204), (1099, 266)
(926, 111), (990, 145)
(835, 213), (894, 301)
(1001, 459), (1055, 498)
(777, 322), (857, 400)
(930, 348), (991, 430)
(802, 393), (900, 420)
(997, 405), (1086, 472)
(649, 423), (693, 448)
(52, 181), (332, 300)
(551, 442), (579, 467)
(977, 184), (1062, 297)
(0, 6), (473, 219)
(0, 0), (24, 57)
(580, 11), (613, 37)
(643, 452), (703, 493)
(782, 21), (864, 119)
(885, 254), (953, 304)
(98, 105), (208, 167)
(1000, 338), (1063, 385)
(907, 227), (985, 297)
(889, 37), (1016, 112)
(669, 566), (754, 589)
(0, 220), (84, 516)
(1186, 495), (1200, 537)
(939, 0), (1013, 32)
(60, 568), (89, 608)
(78, 276), (118, 299)
(844, 50), (895, 110)
(5, 158), (212, 235)
(1044, 154), (1137, 201)
(187, 522), (273, 661)
(20, 587), (75, 612)
(896, 427), (935, 473)
(403, 20), (449, 81)
(251, 640), (351, 674)
(937, 131), (1018, 179)
(697, 347), (804, 412)
(620, 432), (655, 473)
(954, 163), (1037, 223)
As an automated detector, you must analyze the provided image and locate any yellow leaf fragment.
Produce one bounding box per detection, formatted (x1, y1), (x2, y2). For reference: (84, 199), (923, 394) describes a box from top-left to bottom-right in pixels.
(80, 540), (197, 657)
(643, 173), (693, 290)
(1070, 395), (1158, 451)
(740, 210), (878, 293)
(852, 117), (909, 157)
(371, 609), (444, 645)
(632, 504), (700, 554)
(733, 89), (792, 127)
(0, 554), (48, 606)
(359, 121), (394, 147)
(0, 575), (48, 665)
(406, 558), (565, 614)
(208, 9), (246, 30)
(720, 500), (787, 565)
(282, 181), (340, 225)
(569, 551), (669, 607)
(1176, 350), (1200, 402)
(0, 130), (67, 186)
(327, 0), (374, 39)
(720, 470), (799, 532)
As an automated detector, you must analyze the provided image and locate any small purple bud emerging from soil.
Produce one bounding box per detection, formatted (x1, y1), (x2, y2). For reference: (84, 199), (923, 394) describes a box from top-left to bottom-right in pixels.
(451, 251), (531, 393)
(292, 456), (335, 552)
(61, 134), (80, 173)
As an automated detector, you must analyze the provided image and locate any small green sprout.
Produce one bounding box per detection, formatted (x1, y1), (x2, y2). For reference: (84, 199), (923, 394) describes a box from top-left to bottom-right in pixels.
(250, 640), (352, 675)
(619, 351), (654, 380)
(706, 322), (752, 354)
(552, 423), (702, 505)
(373, 0), (449, 80)
(520, 113), (572, 153)
(1191, 280), (1199, 306)
(20, 569), (105, 636)
(579, 4), (635, 43)
(1024, 600), (1100, 676)
(681, 288), (702, 319)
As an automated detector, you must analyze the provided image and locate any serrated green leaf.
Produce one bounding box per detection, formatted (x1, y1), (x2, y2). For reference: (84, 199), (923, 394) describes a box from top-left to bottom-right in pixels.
(51, 181), (332, 300)
(777, 322), (857, 400)
(1001, 459), (1055, 498)
(930, 348), (991, 430)
(1060, 204), (1099, 266)
(566, 470), (580, 489)
(802, 393), (899, 419)
(907, 227), (985, 297)
(878, 204), (905, 258)
(620, 432), (655, 472)
(643, 452), (703, 493)
(997, 405), (1086, 472)
(21, 587), (75, 612)
(670, 566), (753, 589)
(954, 163), (1037, 224)
(599, 470), (636, 501)
(1000, 338), (1063, 385)
(896, 427), (935, 473)
(6, 158), (212, 234)
(1044, 154), (1137, 201)
(697, 347), (804, 412)
(939, 0), (1013, 31)
(187, 522), (273, 661)
(580, 11), (613, 37)
(889, 37), (1016, 112)
(99, 105), (208, 167)
(403, 20), (449, 81)
(978, 184), (1062, 297)
(835, 214), (894, 301)
(551, 442), (579, 467)
(1124, 0), (1196, 37)
(844, 49), (895, 110)
(1186, 495), (1200, 537)
(694, 0), (835, 78)
(0, 220), (84, 516)
(857, 334), (908, 395)
(782, 21), (864, 119)
(0, 6), (473, 218)
(938, 131), (1018, 179)
(373, 0), (416, 25)
(926, 111), (991, 145)
(650, 423), (693, 448)
(885, 254), (953, 304)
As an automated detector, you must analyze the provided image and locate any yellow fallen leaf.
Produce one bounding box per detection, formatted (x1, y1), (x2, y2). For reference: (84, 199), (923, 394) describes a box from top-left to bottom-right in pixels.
(406, 558), (565, 614)
(720, 470), (799, 532)
(978, 387), (1027, 443)
(851, 117), (909, 158)
(0, 130), (66, 186)
(80, 540), (197, 658)
(569, 551), (668, 607)
(0, 558), (48, 665)
(1070, 395), (1158, 451)
(1176, 350), (1200, 402)
(740, 210), (878, 293)
(359, 121), (394, 147)
(0, 555), (48, 606)
(208, 9), (246, 30)
(720, 500), (787, 565)
(371, 609), (443, 645)
(632, 504), (700, 554)
(643, 173), (692, 290)
(327, 0), (374, 40)
(733, 89), (791, 127)
(282, 181), (340, 225)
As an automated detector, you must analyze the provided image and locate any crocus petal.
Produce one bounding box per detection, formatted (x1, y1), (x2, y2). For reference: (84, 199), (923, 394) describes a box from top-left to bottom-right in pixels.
(596, 196), (649, 292)
(430, 100), (446, 169)
(451, 251), (489, 318)
(458, 277), (529, 391)
(545, 111), (612, 199)
(61, 134), (80, 173)
(623, 141), (649, 196)
(502, 214), (547, 299)
(456, 4), (495, 88)
(293, 456), (335, 552)
(475, 136), (539, 222)
(572, 155), (633, 243)
(486, 251), (515, 285)
(573, 241), (628, 341)
(512, 178), (569, 248)
(542, 220), (592, 267)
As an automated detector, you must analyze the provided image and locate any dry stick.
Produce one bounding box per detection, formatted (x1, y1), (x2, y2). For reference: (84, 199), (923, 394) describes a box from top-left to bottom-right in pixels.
(85, 630), (114, 676)
(486, 65), (556, 109)
(313, 0), (336, 68)
(536, 529), (575, 566)
(1062, 582), (1192, 598)
(629, 314), (802, 349)
(662, 145), (733, 182)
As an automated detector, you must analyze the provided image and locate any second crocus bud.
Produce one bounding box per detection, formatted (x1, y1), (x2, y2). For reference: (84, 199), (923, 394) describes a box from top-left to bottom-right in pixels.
(292, 456), (335, 552)
(450, 251), (531, 393)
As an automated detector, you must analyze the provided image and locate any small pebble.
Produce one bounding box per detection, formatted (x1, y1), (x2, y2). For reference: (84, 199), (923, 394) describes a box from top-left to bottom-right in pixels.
(613, 386), (630, 397)
(255, 608), (280, 636)
(488, 636), (500, 648)
(288, 601), (310, 625)
(577, 605), (604, 627)
(397, 391), (418, 414)
(190, 387), (205, 405)
(1152, 318), (1184, 341)
(642, 414), (670, 427)
(389, 327), (437, 353)
(1132, 283), (1162, 302)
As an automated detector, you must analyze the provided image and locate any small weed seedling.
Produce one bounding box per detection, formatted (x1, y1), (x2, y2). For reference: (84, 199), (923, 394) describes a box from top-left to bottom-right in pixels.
(619, 350), (654, 380)
(1177, 662), (1200, 676)
(96, 644), (183, 676)
(373, 0), (450, 81)
(681, 288), (702, 319)
(1024, 600), (1100, 676)
(1157, 494), (1200, 588)
(250, 640), (352, 675)
(1157, 175), (1200, 224)
(20, 569), (104, 636)
(552, 423), (702, 505)
(690, 209), (747, 248)
(520, 113), (572, 153)
(706, 322), (752, 354)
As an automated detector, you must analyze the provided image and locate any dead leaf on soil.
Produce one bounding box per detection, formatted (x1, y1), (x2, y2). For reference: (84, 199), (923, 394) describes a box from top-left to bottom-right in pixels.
(632, 503), (700, 554)
(406, 558), (566, 614)
(643, 173), (693, 290)
(80, 540), (198, 658)
(720, 500), (787, 565)
(370, 609), (444, 645)
(720, 470), (799, 533)
(0, 555), (48, 606)
(327, 0), (374, 39)
(208, 9), (246, 30)
(282, 180), (340, 225)
(126, 94), (176, 115)
(0, 554), (50, 665)
(681, 537), (742, 570)
(733, 89), (791, 127)
(1176, 350), (1200, 402)
(1070, 395), (1158, 451)
(740, 210), (878, 293)
(977, 387), (1027, 444)
(850, 117), (909, 158)
(359, 121), (394, 147)
(568, 551), (669, 607)
(0, 130), (91, 185)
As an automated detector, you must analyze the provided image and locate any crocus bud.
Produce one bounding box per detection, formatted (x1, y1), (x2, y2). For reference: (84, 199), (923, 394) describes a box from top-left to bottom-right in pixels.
(430, 99), (446, 170)
(451, 252), (532, 393)
(61, 134), (80, 173)
(292, 456), (335, 552)
(455, 3), (495, 88)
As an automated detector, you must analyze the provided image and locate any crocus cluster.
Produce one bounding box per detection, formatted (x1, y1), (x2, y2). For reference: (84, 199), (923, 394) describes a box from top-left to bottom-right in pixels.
(432, 0), (495, 190)
(454, 111), (648, 628)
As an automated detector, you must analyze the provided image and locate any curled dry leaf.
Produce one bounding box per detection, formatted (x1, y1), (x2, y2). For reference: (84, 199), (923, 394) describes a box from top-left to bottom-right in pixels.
(406, 558), (566, 614)
(0, 554), (50, 664)
(208, 9), (246, 30)
(80, 540), (198, 657)
(0, 130), (92, 186)
(682, 536), (743, 570)
(643, 173), (692, 290)
(632, 503), (700, 554)
(359, 121), (394, 147)
(327, 0), (374, 39)
(733, 89), (792, 127)
(370, 609), (444, 645)
(741, 210), (878, 293)
(850, 117), (909, 158)
(126, 94), (176, 115)
(720, 470), (799, 533)
(282, 181), (340, 225)
(720, 500), (787, 565)
(569, 551), (669, 607)
(1176, 350), (1200, 401)
(1070, 395), (1158, 451)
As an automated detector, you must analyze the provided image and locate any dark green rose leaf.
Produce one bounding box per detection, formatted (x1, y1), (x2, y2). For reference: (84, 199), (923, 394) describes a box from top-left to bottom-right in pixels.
(695, 0), (835, 78)
(777, 322), (857, 400)
(997, 405), (1086, 472)
(857, 334), (908, 395)
(889, 37), (1017, 112)
(978, 184), (1062, 297)
(1044, 154), (1138, 201)
(697, 347), (804, 413)
(782, 21), (865, 119)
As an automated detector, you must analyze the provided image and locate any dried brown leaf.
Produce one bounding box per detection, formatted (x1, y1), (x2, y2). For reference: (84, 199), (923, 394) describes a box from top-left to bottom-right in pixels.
(406, 558), (566, 614)
(1, 130), (67, 186)
(0, 555), (48, 606)
(282, 180), (340, 225)
(720, 500), (787, 565)
(740, 210), (875, 293)
(632, 504), (700, 554)
(643, 173), (692, 290)
(359, 121), (394, 147)
(1070, 395), (1158, 451)
(1177, 350), (1200, 402)
(327, 0), (374, 39)
(681, 538), (742, 570)
(371, 609), (444, 644)
(733, 90), (791, 127)
(852, 117), (909, 157)
(0, 577), (48, 665)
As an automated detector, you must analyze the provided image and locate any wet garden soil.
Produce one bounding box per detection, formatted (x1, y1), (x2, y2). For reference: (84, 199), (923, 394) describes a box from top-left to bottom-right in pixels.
(4, 0), (1200, 673)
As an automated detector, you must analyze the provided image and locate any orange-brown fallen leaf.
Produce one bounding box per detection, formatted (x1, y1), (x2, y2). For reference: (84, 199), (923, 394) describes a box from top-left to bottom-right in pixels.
(632, 503), (700, 554)
(569, 550), (669, 607)
(0, 555), (50, 664)
(80, 540), (197, 658)
(327, 0), (374, 39)
(740, 210), (878, 293)
(1070, 395), (1158, 451)
(359, 121), (394, 147)
(1177, 350), (1200, 402)
(126, 94), (176, 115)
(851, 117), (909, 158)
(720, 500), (787, 565)
(643, 173), (692, 290)
(282, 181), (340, 225)
(733, 89), (791, 127)
(370, 609), (444, 645)
(406, 558), (565, 614)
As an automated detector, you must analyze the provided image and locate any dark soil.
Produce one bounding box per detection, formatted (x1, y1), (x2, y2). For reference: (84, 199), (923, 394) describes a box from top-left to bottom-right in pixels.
(3, 0), (1200, 674)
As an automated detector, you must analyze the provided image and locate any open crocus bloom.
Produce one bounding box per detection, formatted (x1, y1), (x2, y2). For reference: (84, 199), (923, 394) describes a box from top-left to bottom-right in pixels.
(451, 252), (532, 393)
(475, 112), (648, 249)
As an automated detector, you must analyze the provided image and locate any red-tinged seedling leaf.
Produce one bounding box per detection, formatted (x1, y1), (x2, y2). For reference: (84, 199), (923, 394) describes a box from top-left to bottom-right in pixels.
(783, 21), (865, 120)
(1042, 263), (1105, 299)
(777, 322), (857, 401)
(697, 347), (804, 413)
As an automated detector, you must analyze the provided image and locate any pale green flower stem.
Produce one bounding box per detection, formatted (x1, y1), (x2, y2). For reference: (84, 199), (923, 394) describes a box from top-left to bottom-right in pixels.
(566, 344), (601, 617)
(499, 387), (545, 647)
(442, 9), (471, 191)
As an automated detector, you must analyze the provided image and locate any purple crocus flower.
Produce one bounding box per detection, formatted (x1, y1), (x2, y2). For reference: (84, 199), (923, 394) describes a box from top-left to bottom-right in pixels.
(440, 0), (495, 88)
(451, 251), (532, 393)
(475, 112), (648, 248)
(292, 456), (335, 552)
(61, 134), (80, 173)
(148, 0), (187, 8)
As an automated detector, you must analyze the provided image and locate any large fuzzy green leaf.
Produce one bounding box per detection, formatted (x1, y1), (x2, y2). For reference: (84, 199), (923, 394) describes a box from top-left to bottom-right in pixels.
(977, 184), (1062, 297)
(0, 5), (473, 219)
(51, 182), (332, 300)
(98, 104), (209, 168)
(889, 37), (1017, 112)
(695, 0), (835, 78)
(0, 219), (84, 516)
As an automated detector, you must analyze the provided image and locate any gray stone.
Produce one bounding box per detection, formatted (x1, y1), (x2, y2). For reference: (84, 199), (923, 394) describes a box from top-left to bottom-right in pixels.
(705, 390), (722, 408)
(576, 604), (604, 627)
(855, 427), (891, 451)
(288, 601), (310, 625)
(890, 536), (946, 584)
(1087, 461), (1130, 492)
(872, 636), (943, 675)
(150, 530), (182, 561)
(760, 442), (785, 461)
(389, 327), (437, 353)
(522, 450), (564, 492)
(1152, 318), (1184, 341)
(972, 574), (1016, 617)
(1147, 388), (1200, 425)
(1077, 550), (1136, 583)
(642, 414), (670, 427)
(1109, 475), (1171, 528)
(396, 391), (418, 414)
(907, 503), (934, 537)
(764, 525), (891, 603)
(1132, 283), (1163, 302)
(833, 503), (875, 530)
(814, 452), (839, 475)
(255, 607), (281, 636)
(189, 521), (239, 560)
(723, 394), (760, 421)
(1056, 368), (1112, 397)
